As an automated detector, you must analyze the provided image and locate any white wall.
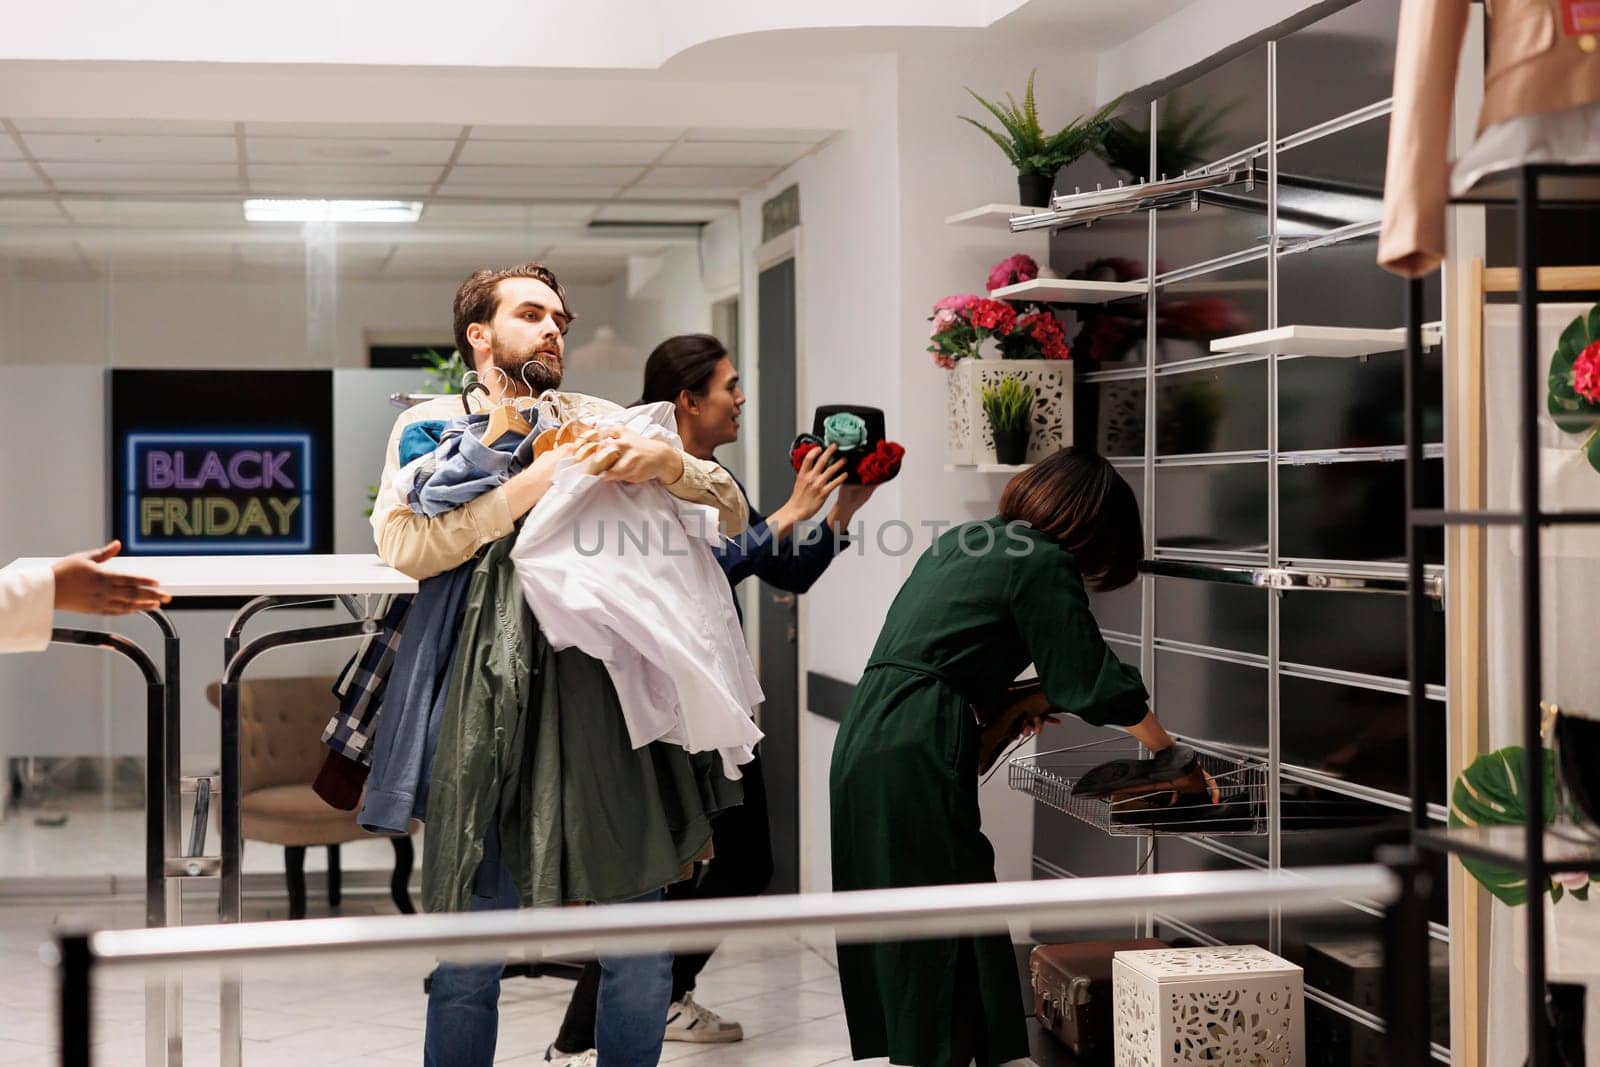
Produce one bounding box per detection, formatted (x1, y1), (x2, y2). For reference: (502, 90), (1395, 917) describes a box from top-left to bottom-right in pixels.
(0, 263), (655, 777)
(1, 272), (616, 369)
(751, 40), (1101, 893)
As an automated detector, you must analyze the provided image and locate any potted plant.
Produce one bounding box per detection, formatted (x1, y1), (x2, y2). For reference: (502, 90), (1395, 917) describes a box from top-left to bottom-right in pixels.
(932, 256), (1075, 466)
(962, 72), (1120, 208)
(982, 378), (1034, 465)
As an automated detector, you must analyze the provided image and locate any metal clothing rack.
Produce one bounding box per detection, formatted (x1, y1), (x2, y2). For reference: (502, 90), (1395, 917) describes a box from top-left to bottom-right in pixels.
(53, 863), (1436, 1067)
(1404, 164), (1600, 1066)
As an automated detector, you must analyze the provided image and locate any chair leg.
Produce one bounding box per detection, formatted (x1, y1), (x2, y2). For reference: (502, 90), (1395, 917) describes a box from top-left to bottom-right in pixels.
(327, 844), (342, 908)
(284, 846), (307, 921)
(390, 836), (416, 915)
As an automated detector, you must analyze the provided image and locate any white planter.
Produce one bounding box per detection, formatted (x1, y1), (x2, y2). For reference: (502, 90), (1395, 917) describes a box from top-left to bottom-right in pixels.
(945, 358), (1073, 466)
(1113, 945), (1305, 1067)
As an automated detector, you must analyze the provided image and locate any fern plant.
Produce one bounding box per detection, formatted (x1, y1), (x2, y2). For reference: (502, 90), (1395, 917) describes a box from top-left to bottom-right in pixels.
(420, 348), (467, 394)
(962, 71), (1120, 178)
(981, 378), (1035, 434)
(1097, 92), (1236, 181)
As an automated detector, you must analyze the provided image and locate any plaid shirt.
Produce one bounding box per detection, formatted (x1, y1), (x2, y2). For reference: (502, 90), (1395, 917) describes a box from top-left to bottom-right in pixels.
(322, 593), (413, 764)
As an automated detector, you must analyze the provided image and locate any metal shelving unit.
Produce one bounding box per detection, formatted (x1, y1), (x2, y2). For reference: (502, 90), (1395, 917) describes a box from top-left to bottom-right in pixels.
(1403, 164), (1600, 1067)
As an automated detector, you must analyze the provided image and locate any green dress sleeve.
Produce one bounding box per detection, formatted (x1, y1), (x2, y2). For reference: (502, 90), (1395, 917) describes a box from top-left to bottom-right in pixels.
(1008, 544), (1149, 728)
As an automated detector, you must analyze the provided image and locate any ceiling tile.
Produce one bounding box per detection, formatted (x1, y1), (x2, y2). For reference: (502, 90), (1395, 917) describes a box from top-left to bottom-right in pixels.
(618, 186), (746, 202)
(0, 200), (66, 220)
(52, 178), (243, 193)
(455, 140), (670, 167)
(658, 141), (809, 168)
(634, 166), (777, 189)
(246, 138), (456, 165)
(444, 165), (644, 188)
(248, 163), (443, 185)
(245, 122), (465, 139)
(591, 203), (729, 223)
(247, 182), (436, 197)
(421, 202), (597, 225)
(471, 125), (684, 142)
(686, 128), (833, 144)
(61, 199), (246, 224)
(14, 118), (239, 135)
(41, 162), (240, 182)
(16, 259), (98, 280)
(20, 134), (238, 163)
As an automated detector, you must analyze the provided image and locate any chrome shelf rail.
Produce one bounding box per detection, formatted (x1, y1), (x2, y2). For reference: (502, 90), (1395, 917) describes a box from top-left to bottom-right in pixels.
(1141, 558), (1445, 600)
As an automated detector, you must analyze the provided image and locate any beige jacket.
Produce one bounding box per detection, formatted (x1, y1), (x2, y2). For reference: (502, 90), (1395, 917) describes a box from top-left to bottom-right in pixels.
(371, 391), (747, 580)
(0, 561), (53, 654)
(1380, 0), (1600, 277)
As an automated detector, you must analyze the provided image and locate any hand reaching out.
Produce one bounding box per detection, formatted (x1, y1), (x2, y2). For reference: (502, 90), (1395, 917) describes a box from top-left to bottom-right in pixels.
(51, 541), (169, 616)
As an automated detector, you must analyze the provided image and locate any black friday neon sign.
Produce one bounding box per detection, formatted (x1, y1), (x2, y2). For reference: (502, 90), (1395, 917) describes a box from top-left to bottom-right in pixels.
(125, 433), (313, 552)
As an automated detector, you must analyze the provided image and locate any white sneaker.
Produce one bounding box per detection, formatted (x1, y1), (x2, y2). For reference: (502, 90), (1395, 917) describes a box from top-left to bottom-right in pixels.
(544, 1044), (597, 1066)
(663, 991), (744, 1043)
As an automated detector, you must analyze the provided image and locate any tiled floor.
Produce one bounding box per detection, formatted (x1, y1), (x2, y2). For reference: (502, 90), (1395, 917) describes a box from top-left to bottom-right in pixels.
(0, 893), (870, 1066)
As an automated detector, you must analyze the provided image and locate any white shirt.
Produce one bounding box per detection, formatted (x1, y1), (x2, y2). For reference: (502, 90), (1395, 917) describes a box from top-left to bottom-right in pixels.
(0, 561), (54, 654)
(510, 402), (764, 778)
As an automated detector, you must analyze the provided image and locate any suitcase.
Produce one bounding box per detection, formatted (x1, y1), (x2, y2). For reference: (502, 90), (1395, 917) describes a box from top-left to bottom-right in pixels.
(1029, 938), (1168, 1058)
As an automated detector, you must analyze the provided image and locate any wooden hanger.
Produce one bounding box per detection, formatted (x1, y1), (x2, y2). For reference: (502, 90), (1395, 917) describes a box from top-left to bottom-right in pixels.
(481, 365), (534, 445)
(484, 398), (533, 445)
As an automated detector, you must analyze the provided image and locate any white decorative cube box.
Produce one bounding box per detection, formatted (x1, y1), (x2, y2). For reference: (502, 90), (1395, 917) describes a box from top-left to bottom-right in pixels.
(945, 358), (1073, 466)
(1113, 945), (1304, 1067)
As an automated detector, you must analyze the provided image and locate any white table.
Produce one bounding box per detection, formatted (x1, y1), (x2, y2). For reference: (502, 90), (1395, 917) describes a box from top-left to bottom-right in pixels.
(24, 554), (416, 1067)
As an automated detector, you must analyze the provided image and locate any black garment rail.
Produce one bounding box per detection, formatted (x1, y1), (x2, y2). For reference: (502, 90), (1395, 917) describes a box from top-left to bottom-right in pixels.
(1404, 163), (1600, 1066)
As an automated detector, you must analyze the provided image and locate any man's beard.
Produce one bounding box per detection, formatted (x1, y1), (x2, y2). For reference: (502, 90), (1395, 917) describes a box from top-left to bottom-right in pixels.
(491, 338), (562, 394)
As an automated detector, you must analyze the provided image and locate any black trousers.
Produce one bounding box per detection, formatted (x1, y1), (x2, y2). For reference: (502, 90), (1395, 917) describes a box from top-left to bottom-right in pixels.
(554, 750), (774, 1053)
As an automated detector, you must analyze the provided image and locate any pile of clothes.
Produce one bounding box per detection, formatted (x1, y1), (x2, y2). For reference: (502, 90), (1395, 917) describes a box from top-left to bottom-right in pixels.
(312, 400), (761, 912)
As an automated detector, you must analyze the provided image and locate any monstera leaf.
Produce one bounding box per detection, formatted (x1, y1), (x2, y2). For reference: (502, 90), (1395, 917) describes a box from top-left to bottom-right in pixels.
(1547, 306), (1600, 472)
(1448, 746), (1588, 907)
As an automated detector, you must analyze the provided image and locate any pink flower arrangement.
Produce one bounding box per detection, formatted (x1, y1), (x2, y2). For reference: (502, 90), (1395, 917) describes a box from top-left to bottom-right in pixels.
(1575, 339), (1600, 405)
(927, 295), (1017, 367)
(987, 254), (1038, 292)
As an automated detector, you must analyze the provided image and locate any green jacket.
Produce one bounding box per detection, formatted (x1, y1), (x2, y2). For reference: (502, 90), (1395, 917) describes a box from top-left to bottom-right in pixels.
(423, 533), (742, 913)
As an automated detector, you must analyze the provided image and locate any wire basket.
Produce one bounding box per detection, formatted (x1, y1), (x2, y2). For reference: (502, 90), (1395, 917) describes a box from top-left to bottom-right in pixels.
(1009, 736), (1267, 837)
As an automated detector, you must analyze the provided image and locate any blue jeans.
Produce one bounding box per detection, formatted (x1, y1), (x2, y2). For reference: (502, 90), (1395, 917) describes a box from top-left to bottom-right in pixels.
(424, 860), (672, 1067)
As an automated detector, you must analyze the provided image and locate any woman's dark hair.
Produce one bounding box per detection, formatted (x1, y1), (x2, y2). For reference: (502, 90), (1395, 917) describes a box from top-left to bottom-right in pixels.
(999, 447), (1143, 591)
(637, 334), (727, 406)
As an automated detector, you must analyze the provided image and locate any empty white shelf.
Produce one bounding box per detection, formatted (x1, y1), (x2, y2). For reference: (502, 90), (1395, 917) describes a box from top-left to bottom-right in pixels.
(944, 203), (1037, 228)
(989, 277), (1147, 304)
(1208, 324), (1442, 358)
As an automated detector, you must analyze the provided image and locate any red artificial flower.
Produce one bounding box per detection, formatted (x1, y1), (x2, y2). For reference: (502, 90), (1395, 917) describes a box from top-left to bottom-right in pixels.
(969, 299), (1017, 335)
(856, 440), (906, 485)
(791, 443), (821, 471)
(1576, 339), (1600, 405)
(1010, 312), (1071, 361)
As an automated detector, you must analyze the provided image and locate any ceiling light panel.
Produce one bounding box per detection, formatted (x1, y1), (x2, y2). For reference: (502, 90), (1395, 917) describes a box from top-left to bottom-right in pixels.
(19, 134), (237, 163)
(242, 199), (423, 223)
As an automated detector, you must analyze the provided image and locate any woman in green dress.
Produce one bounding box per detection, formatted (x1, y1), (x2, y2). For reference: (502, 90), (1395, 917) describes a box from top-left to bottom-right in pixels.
(830, 448), (1192, 1067)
